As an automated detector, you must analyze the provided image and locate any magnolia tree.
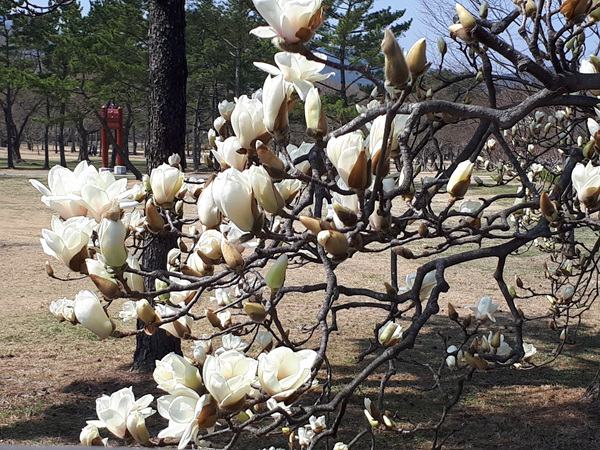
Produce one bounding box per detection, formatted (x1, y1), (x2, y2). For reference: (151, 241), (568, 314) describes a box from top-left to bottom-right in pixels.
(32, 0), (600, 448)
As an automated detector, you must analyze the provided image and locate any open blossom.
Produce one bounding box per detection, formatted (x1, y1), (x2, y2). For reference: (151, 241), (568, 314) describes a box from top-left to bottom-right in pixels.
(378, 321), (403, 346)
(87, 387), (154, 439)
(523, 342), (537, 361)
(250, 0), (324, 46)
(258, 346), (318, 401)
(79, 424), (107, 446)
(218, 333), (250, 354)
(40, 216), (95, 272)
(30, 160), (96, 219)
(155, 302), (192, 339)
(80, 172), (129, 222)
(49, 297), (76, 322)
(154, 352), (204, 394)
(571, 161), (600, 209)
(157, 386), (217, 449)
(254, 52), (334, 100)
(202, 350), (258, 407)
(399, 271), (437, 302)
(466, 296), (499, 322)
(213, 136), (247, 171)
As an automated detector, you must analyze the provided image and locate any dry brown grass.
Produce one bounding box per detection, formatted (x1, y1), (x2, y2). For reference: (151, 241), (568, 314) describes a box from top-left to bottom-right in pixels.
(1, 148), (599, 449)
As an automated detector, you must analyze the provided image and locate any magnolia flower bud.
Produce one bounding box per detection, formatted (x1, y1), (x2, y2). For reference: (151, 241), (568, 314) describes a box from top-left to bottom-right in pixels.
(437, 37), (447, 56)
(98, 211), (128, 268)
(299, 215), (323, 235)
(265, 254), (288, 290)
(447, 160), (474, 199)
(381, 28), (409, 90)
(73, 290), (115, 339)
(256, 141), (286, 180)
(378, 321), (403, 346)
(218, 99), (235, 121)
(145, 198), (165, 233)
(406, 38), (429, 80)
(137, 299), (156, 324)
(540, 192), (559, 222)
(150, 163), (184, 206)
(244, 302), (267, 323)
(305, 86), (328, 140)
(262, 74), (290, 137)
(317, 230), (349, 256)
(222, 239), (245, 270)
(490, 330), (501, 348)
(80, 424), (105, 446)
(448, 302), (458, 321)
(560, 0), (592, 23)
(456, 3), (477, 31)
(86, 259), (121, 299)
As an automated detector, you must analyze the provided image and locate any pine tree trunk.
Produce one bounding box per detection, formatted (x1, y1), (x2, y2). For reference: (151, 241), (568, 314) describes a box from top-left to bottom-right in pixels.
(146, 0), (187, 172)
(130, 0), (187, 372)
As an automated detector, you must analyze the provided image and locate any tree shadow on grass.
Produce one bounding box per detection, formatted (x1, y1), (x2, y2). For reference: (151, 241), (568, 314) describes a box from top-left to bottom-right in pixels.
(0, 375), (159, 444)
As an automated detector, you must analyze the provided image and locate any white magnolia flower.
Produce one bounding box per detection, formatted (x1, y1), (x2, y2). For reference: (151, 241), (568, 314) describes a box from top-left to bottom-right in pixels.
(79, 424), (107, 446)
(40, 216), (95, 271)
(210, 287), (235, 306)
(378, 321), (403, 346)
(258, 346), (318, 401)
(218, 333), (250, 354)
(212, 168), (257, 232)
(73, 290), (114, 339)
(154, 352), (204, 393)
(488, 331), (511, 356)
(119, 301), (138, 322)
(262, 74), (290, 134)
(98, 217), (128, 268)
(218, 99), (235, 121)
(30, 160), (94, 218)
(230, 95), (268, 151)
(447, 160), (474, 199)
(197, 179), (222, 229)
(87, 386), (154, 439)
(124, 253), (145, 293)
(333, 443), (349, 450)
(155, 302), (192, 339)
(458, 199), (483, 215)
(572, 161), (600, 208)
(580, 58), (600, 95)
(150, 163), (185, 206)
(254, 52), (334, 100)
(286, 142), (312, 174)
(308, 415), (326, 433)
(213, 136), (247, 171)
(80, 173), (129, 222)
(256, 330), (274, 352)
(191, 336), (212, 365)
(157, 386), (217, 449)
(466, 296), (499, 322)
(49, 297), (76, 322)
(297, 426), (315, 447)
(202, 350), (258, 407)
(122, 210), (145, 234)
(523, 342), (537, 362)
(250, 0), (323, 46)
(400, 271), (437, 302)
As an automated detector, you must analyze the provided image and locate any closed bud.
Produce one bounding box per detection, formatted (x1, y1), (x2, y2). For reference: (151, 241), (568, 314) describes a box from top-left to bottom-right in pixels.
(406, 38), (430, 79)
(384, 282), (397, 296)
(490, 330), (501, 348)
(448, 302), (458, 321)
(418, 223), (429, 237)
(474, 355), (489, 370)
(381, 28), (409, 89)
(479, 1), (488, 18)
(437, 37), (447, 56)
(456, 3), (477, 31)
(464, 351), (477, 369)
(145, 199), (165, 233)
(300, 215), (323, 235)
(463, 314), (472, 328)
(508, 285), (517, 298)
(525, 0), (537, 17)
(256, 141), (286, 181)
(317, 230), (349, 256)
(392, 246), (414, 259)
(136, 299), (156, 324)
(243, 302), (267, 323)
(305, 87), (328, 140)
(221, 239), (245, 271)
(515, 275), (523, 288)
(205, 308), (222, 329)
(45, 260), (55, 278)
(540, 192), (558, 221)
(265, 254), (288, 290)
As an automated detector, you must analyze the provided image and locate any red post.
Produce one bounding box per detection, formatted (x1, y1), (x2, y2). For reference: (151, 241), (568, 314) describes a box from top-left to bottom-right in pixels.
(100, 105), (125, 170)
(101, 106), (109, 168)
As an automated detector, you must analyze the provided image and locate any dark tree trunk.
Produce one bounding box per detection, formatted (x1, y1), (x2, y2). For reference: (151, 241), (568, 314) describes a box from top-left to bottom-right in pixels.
(76, 120), (89, 162)
(146, 0), (187, 172)
(131, 0), (187, 372)
(581, 365), (600, 403)
(59, 103), (67, 167)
